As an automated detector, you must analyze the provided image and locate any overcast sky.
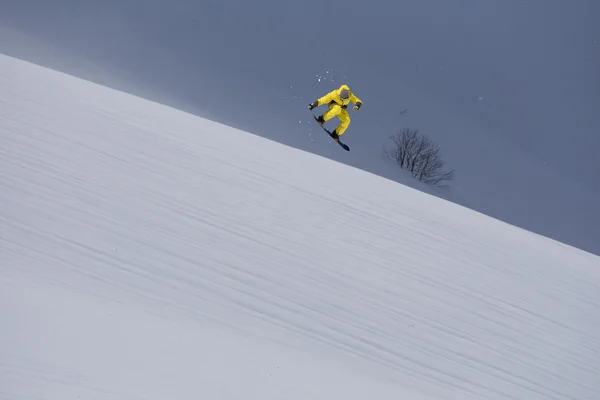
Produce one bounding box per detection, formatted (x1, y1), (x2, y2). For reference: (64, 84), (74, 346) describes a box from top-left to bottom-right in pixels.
(2, 0), (599, 253)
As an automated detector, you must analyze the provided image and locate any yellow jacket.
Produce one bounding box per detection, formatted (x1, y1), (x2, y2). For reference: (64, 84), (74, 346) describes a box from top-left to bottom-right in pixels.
(317, 84), (362, 109)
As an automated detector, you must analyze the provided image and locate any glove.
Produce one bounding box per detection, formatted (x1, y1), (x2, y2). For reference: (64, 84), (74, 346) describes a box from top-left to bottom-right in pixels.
(308, 101), (318, 111)
(353, 102), (362, 111)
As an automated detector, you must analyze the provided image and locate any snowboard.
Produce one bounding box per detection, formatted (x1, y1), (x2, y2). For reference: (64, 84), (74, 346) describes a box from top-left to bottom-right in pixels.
(312, 114), (350, 151)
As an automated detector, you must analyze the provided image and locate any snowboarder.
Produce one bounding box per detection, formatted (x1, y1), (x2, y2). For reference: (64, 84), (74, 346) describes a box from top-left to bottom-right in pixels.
(308, 84), (362, 141)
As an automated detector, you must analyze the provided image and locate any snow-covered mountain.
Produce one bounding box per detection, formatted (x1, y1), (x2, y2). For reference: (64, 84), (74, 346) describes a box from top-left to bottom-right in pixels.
(2, 1), (599, 256)
(2, 54), (599, 400)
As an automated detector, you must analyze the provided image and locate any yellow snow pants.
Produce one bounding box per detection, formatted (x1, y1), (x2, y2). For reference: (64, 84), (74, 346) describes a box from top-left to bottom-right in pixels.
(323, 104), (350, 135)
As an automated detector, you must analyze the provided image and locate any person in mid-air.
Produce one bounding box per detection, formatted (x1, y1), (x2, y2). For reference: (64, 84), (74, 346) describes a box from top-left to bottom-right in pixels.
(308, 84), (362, 141)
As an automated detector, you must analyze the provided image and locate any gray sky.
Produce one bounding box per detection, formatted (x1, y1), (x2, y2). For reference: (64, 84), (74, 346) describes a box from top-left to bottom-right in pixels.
(1, 0), (599, 254)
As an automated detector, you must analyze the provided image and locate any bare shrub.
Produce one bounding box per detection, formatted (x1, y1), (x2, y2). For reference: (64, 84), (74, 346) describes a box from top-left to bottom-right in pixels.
(383, 128), (454, 187)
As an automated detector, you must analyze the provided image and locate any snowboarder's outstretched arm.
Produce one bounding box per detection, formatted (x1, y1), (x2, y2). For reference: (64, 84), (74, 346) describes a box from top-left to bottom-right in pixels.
(308, 89), (336, 110)
(315, 89), (339, 107)
(350, 93), (363, 110)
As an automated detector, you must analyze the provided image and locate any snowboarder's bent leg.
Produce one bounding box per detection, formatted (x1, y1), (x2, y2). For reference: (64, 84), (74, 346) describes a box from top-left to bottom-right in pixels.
(322, 104), (351, 135)
(323, 104), (342, 121)
(336, 109), (351, 135)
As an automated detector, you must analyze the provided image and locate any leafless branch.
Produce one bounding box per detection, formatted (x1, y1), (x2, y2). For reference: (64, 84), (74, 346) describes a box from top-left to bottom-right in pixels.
(383, 128), (454, 187)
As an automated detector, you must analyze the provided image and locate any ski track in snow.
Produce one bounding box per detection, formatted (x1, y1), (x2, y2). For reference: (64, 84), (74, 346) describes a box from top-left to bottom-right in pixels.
(2, 54), (600, 400)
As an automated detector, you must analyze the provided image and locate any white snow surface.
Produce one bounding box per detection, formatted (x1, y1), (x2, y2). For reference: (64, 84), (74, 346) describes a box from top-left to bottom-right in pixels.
(1, 54), (600, 400)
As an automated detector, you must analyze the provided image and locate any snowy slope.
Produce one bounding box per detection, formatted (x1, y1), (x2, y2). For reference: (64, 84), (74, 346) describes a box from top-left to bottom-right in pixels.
(2, 54), (599, 400)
